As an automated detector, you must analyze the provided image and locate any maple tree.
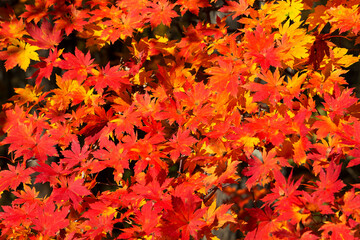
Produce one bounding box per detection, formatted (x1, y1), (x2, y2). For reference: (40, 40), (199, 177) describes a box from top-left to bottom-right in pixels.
(0, 0), (360, 239)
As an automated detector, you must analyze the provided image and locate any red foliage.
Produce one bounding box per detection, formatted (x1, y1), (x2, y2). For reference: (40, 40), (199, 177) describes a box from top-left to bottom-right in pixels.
(0, 0), (360, 239)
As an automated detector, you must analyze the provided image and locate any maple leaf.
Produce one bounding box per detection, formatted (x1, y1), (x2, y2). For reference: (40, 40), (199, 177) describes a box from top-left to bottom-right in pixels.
(100, 7), (145, 42)
(323, 84), (357, 120)
(133, 92), (160, 118)
(0, 204), (35, 235)
(331, 46), (359, 68)
(26, 19), (63, 49)
(311, 161), (345, 203)
(244, 148), (288, 190)
(244, 26), (281, 70)
(275, 0), (303, 20)
(92, 141), (130, 183)
(327, 5), (360, 35)
(341, 188), (360, 218)
(276, 19), (313, 68)
(31, 201), (70, 237)
(286, 72), (307, 97)
(0, 39), (39, 71)
(0, 16), (26, 40)
(0, 163), (33, 193)
(30, 48), (64, 86)
(58, 47), (96, 82)
(305, 5), (328, 32)
(155, 97), (188, 126)
(53, 5), (90, 35)
(132, 144), (168, 175)
(131, 168), (172, 208)
(244, 68), (286, 105)
(51, 75), (98, 110)
(203, 158), (240, 190)
(205, 58), (244, 97)
(20, 0), (52, 24)
(312, 115), (338, 139)
(320, 221), (357, 239)
(86, 63), (130, 94)
(12, 185), (42, 207)
(272, 222), (319, 240)
(168, 128), (197, 162)
(12, 84), (44, 106)
(173, 82), (211, 110)
(245, 206), (280, 239)
(203, 201), (236, 229)
(306, 31), (331, 70)
(2, 115), (58, 162)
(119, 201), (163, 238)
(134, 202), (162, 237)
(52, 175), (91, 211)
(32, 131), (59, 162)
(262, 169), (303, 207)
(176, 0), (211, 15)
(32, 161), (71, 186)
(162, 188), (207, 240)
(61, 139), (90, 169)
(219, 0), (250, 19)
(246, 112), (291, 146)
(339, 120), (360, 167)
(146, 0), (178, 28)
(109, 105), (142, 135)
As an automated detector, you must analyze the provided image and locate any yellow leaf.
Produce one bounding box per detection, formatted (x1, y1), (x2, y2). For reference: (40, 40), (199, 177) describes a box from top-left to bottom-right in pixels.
(13, 84), (43, 105)
(3, 40), (39, 71)
(332, 47), (360, 68)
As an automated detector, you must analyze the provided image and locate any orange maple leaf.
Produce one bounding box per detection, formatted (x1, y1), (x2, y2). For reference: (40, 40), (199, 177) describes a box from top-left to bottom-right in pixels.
(0, 39), (39, 71)
(219, 0), (250, 19)
(244, 148), (288, 190)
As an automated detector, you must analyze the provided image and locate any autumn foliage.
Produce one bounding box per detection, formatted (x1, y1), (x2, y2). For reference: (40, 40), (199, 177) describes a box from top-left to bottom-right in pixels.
(0, 0), (360, 239)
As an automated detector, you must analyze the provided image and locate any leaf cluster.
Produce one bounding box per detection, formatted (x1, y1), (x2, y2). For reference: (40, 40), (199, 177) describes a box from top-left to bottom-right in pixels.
(0, 0), (360, 239)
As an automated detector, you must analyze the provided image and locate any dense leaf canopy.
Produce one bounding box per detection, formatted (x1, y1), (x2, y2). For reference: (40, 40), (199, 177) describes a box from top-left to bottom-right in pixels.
(0, 0), (360, 239)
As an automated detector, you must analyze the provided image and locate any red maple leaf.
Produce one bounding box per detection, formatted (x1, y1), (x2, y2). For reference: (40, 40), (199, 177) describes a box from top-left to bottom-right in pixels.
(244, 68), (286, 104)
(146, 0), (178, 28)
(30, 48), (63, 86)
(245, 206), (279, 239)
(2, 117), (58, 162)
(131, 168), (172, 210)
(244, 26), (281, 70)
(311, 161), (345, 203)
(53, 5), (89, 35)
(92, 141), (129, 182)
(52, 175), (91, 211)
(58, 47), (96, 82)
(20, 0), (53, 24)
(12, 185), (42, 207)
(323, 84), (357, 120)
(31, 201), (70, 237)
(61, 139), (90, 169)
(86, 63), (130, 94)
(0, 163), (33, 192)
(26, 19), (63, 49)
(219, 0), (250, 19)
(306, 31), (331, 70)
(0, 203), (35, 235)
(244, 148), (289, 190)
(32, 161), (69, 186)
(320, 222), (356, 239)
(162, 186), (207, 240)
(175, 0), (210, 15)
(168, 128), (197, 162)
(119, 201), (163, 238)
(262, 169), (303, 207)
